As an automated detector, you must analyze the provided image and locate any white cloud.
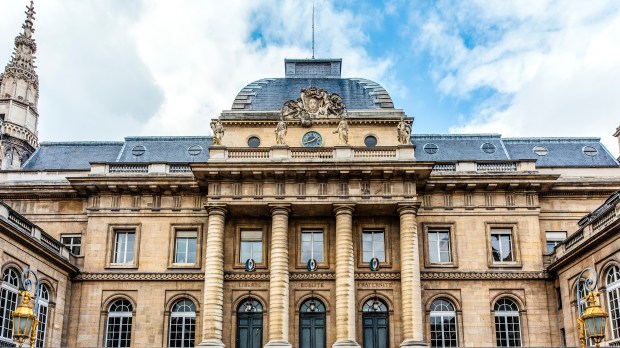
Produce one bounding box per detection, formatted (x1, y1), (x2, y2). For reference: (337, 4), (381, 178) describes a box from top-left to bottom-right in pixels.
(416, 0), (620, 156)
(0, 0), (393, 141)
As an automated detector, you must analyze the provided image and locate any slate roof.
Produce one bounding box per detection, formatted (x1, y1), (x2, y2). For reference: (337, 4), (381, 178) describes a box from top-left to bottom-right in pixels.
(231, 78), (394, 111)
(21, 142), (124, 170)
(21, 137), (212, 171)
(412, 134), (619, 167)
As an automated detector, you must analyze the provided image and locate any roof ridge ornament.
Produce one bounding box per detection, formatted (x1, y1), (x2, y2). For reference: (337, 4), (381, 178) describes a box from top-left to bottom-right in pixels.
(281, 87), (346, 127)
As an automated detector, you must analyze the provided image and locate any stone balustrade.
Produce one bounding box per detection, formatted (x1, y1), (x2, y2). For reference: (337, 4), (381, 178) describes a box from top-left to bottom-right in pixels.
(90, 163), (193, 176)
(209, 145), (415, 162)
(0, 200), (72, 260)
(431, 160), (536, 173)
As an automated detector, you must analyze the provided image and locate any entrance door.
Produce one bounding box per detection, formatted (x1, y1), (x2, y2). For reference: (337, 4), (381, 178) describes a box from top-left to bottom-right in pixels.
(362, 298), (389, 348)
(236, 299), (263, 348)
(299, 298), (326, 348)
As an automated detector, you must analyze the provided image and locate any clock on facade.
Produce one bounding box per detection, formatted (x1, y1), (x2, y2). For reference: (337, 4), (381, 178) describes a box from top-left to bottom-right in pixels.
(301, 131), (323, 147)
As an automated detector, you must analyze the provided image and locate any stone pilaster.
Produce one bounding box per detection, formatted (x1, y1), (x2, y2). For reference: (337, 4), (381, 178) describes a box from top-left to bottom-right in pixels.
(266, 204), (292, 348)
(332, 204), (360, 348)
(398, 203), (427, 347)
(199, 205), (227, 348)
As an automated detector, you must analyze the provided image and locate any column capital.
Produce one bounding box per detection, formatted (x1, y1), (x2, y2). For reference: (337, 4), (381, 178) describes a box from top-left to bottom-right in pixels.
(205, 204), (228, 216)
(396, 202), (421, 215)
(333, 203), (355, 216)
(269, 203), (291, 216)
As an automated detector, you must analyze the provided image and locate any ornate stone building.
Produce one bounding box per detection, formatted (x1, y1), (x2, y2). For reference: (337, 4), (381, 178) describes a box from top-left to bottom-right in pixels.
(2, 2), (620, 348)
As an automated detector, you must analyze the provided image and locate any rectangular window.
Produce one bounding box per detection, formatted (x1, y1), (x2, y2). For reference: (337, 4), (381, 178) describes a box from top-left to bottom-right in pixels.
(428, 230), (452, 263)
(240, 230), (262, 263)
(61, 234), (82, 255)
(546, 231), (567, 254)
(362, 230), (385, 262)
(301, 230), (324, 262)
(556, 287), (562, 309)
(113, 231), (135, 264)
(560, 328), (566, 348)
(491, 228), (513, 262)
(174, 230), (197, 264)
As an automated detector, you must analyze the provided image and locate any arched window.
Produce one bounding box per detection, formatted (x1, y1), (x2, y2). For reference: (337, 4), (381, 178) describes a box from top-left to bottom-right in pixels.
(607, 265), (620, 339)
(430, 299), (458, 347)
(494, 298), (521, 347)
(0, 268), (20, 343)
(168, 299), (196, 348)
(362, 298), (389, 348)
(105, 299), (133, 348)
(35, 285), (50, 348)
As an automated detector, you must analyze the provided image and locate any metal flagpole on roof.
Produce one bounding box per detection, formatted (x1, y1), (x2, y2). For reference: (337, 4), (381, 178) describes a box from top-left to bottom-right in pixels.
(312, 0), (315, 59)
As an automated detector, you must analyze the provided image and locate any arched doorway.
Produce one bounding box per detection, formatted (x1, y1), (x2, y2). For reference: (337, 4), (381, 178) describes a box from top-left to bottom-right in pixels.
(299, 298), (326, 348)
(362, 298), (389, 348)
(236, 298), (263, 348)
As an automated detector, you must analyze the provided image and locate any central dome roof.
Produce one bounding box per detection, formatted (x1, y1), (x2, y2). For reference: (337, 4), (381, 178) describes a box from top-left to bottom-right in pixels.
(231, 59), (394, 111)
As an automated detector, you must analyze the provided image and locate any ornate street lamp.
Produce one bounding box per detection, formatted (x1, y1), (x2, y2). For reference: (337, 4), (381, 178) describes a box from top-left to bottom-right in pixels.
(576, 267), (608, 348)
(11, 269), (40, 348)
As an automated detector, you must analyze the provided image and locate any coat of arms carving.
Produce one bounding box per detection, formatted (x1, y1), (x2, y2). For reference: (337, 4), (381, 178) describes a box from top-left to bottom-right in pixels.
(281, 87), (346, 126)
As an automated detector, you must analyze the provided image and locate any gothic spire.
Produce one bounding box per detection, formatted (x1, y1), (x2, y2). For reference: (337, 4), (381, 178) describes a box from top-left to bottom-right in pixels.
(5, 0), (38, 85)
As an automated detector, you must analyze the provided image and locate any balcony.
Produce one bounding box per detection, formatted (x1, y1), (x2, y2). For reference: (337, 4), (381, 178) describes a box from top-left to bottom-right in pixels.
(208, 145), (415, 162)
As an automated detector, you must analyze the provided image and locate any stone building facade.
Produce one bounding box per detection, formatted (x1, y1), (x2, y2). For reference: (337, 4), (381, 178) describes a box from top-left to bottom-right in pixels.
(2, 2), (620, 348)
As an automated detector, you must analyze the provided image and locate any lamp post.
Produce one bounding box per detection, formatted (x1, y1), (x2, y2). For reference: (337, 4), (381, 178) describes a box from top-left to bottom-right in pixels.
(576, 267), (608, 348)
(10, 269), (40, 348)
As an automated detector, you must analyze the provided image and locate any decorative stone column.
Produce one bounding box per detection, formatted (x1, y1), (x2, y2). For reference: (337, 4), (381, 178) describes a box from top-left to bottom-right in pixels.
(266, 204), (292, 348)
(333, 204), (360, 348)
(398, 203), (426, 347)
(199, 205), (227, 348)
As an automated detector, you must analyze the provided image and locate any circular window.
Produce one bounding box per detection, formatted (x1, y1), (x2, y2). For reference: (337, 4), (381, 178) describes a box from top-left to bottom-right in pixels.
(187, 145), (203, 156)
(131, 145), (146, 156)
(364, 135), (377, 147)
(247, 136), (261, 148)
(583, 146), (598, 157)
(481, 143), (496, 154)
(533, 146), (548, 156)
(423, 143), (438, 155)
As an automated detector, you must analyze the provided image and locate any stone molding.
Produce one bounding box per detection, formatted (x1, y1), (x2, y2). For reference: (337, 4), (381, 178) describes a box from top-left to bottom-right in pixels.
(420, 271), (550, 280)
(72, 270), (548, 281)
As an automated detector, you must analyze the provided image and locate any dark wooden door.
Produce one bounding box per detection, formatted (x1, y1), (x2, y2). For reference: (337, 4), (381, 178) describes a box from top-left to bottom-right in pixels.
(299, 313), (326, 348)
(362, 312), (389, 348)
(236, 312), (262, 348)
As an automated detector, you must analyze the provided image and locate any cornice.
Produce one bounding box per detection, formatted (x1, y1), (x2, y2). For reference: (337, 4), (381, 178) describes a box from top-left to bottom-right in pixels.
(73, 272), (205, 281)
(420, 271), (550, 280)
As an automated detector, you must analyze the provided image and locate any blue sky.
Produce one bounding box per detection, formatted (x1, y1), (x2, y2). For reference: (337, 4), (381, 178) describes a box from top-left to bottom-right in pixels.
(1, 0), (619, 155)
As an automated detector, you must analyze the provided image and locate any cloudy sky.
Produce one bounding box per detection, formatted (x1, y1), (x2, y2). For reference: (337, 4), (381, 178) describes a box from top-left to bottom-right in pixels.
(1, 0), (619, 156)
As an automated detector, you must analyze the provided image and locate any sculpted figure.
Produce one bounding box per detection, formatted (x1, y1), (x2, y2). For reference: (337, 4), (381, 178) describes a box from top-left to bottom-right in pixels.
(211, 119), (225, 146)
(275, 119), (287, 145)
(333, 117), (349, 145)
(397, 118), (412, 145)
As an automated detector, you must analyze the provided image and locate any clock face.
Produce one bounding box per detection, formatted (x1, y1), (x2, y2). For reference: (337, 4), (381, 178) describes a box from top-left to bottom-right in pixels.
(302, 131), (323, 147)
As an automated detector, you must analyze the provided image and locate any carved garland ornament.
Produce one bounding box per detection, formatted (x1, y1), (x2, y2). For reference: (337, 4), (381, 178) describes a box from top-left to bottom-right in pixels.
(281, 87), (346, 127)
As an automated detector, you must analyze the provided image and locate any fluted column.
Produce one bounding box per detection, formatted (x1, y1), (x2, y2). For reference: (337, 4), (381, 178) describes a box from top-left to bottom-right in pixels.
(266, 204), (292, 348)
(398, 203), (426, 347)
(199, 205), (227, 348)
(333, 204), (360, 348)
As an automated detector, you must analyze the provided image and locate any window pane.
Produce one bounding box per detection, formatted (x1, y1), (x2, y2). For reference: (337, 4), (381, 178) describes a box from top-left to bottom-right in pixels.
(240, 242), (251, 262)
(252, 242), (263, 262)
(186, 238), (197, 264)
(301, 233), (312, 242)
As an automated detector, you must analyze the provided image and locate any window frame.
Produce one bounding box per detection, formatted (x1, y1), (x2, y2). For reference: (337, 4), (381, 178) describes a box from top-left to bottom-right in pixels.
(295, 222), (330, 269)
(486, 223), (521, 268)
(429, 299), (459, 347)
(234, 224), (268, 270)
(167, 299), (197, 348)
(358, 228), (389, 267)
(422, 223), (458, 268)
(492, 298), (523, 347)
(104, 299), (134, 348)
(545, 231), (567, 254)
(0, 267), (20, 344)
(60, 234), (82, 255)
(606, 265), (620, 339)
(168, 224), (202, 269)
(106, 224), (141, 269)
(35, 284), (50, 348)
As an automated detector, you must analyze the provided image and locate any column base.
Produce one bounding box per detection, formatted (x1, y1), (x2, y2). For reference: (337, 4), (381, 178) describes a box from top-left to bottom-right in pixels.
(198, 338), (226, 348)
(400, 339), (428, 347)
(265, 340), (292, 348)
(332, 339), (360, 348)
